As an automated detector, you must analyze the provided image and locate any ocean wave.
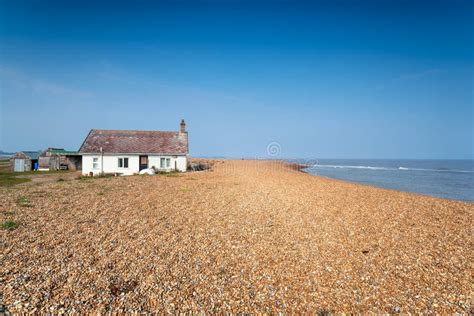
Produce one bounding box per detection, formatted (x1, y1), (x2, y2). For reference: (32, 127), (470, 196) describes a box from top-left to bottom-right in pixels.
(312, 164), (474, 173)
(313, 164), (393, 170)
(397, 167), (474, 173)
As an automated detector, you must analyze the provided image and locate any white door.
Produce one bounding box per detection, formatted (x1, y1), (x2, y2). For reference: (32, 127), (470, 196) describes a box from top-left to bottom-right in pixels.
(14, 159), (25, 172)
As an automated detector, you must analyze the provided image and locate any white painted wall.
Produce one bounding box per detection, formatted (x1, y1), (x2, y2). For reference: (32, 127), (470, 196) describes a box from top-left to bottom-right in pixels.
(148, 155), (187, 172)
(175, 156), (187, 172)
(82, 154), (187, 175)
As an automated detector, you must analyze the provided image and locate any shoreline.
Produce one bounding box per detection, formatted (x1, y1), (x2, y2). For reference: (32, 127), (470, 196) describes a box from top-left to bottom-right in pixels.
(300, 167), (474, 204)
(207, 158), (472, 204)
(1, 159), (472, 313)
(294, 160), (474, 204)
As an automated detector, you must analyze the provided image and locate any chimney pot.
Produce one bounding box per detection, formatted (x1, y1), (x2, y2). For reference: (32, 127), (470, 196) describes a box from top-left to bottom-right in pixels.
(180, 119), (186, 133)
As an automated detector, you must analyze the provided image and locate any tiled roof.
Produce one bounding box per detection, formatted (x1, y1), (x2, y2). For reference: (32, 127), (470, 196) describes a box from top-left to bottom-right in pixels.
(79, 129), (188, 154)
(49, 149), (79, 155)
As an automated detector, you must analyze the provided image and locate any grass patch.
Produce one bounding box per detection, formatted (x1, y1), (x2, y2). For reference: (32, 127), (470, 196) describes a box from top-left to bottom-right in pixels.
(97, 173), (115, 178)
(165, 173), (181, 177)
(155, 170), (181, 177)
(0, 159), (10, 172)
(77, 175), (92, 181)
(0, 172), (31, 187)
(0, 167), (69, 187)
(2, 220), (19, 230)
(180, 187), (190, 192)
(20, 170), (70, 176)
(2, 210), (15, 217)
(31, 191), (51, 198)
(16, 196), (32, 207)
(77, 174), (115, 181)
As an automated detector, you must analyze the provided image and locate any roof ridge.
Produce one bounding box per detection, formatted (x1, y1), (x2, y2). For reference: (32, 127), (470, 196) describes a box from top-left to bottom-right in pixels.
(78, 129), (94, 152)
(91, 129), (179, 133)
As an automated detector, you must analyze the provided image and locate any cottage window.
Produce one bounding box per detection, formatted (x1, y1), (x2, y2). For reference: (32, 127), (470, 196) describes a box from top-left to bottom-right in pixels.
(118, 157), (129, 168)
(92, 157), (99, 169)
(160, 158), (171, 169)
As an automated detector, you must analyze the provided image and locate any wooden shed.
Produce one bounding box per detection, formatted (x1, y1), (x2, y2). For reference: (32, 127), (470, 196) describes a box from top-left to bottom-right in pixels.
(10, 151), (40, 172)
(39, 148), (82, 171)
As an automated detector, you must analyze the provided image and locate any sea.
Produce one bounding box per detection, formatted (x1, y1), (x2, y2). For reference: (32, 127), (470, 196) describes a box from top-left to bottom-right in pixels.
(298, 159), (474, 202)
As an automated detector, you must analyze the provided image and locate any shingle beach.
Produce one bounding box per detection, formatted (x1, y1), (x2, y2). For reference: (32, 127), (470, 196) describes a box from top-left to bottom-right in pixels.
(1, 160), (472, 313)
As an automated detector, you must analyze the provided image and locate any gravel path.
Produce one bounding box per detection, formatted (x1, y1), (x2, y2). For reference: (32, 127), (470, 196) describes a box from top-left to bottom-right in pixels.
(1, 160), (472, 313)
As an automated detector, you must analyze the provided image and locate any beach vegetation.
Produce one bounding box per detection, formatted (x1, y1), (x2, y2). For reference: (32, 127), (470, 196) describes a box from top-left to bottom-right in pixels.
(0, 172), (31, 187)
(2, 220), (19, 230)
(16, 196), (32, 207)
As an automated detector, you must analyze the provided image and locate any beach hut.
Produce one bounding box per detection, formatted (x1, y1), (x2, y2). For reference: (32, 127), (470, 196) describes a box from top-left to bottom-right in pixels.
(10, 151), (40, 172)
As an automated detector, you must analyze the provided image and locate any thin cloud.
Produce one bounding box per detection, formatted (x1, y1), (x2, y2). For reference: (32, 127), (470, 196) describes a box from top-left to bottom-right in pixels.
(0, 65), (92, 98)
(399, 68), (440, 81)
(376, 68), (441, 90)
(30, 80), (91, 97)
(94, 61), (252, 104)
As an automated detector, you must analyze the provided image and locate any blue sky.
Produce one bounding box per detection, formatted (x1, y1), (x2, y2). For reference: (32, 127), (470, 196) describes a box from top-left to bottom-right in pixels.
(1, 0), (472, 158)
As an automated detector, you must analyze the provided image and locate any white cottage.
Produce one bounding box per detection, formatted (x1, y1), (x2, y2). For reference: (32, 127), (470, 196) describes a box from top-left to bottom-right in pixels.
(79, 120), (189, 176)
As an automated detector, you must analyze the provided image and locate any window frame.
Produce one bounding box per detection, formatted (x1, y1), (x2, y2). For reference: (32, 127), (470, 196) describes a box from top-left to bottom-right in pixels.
(92, 157), (99, 169)
(160, 157), (171, 169)
(118, 157), (129, 169)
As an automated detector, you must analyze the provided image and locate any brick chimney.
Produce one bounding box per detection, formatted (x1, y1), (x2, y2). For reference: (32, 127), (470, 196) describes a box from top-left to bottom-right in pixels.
(180, 119), (186, 134)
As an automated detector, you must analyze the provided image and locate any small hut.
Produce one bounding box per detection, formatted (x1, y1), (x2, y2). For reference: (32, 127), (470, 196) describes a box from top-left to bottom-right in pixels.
(39, 148), (82, 171)
(10, 151), (40, 172)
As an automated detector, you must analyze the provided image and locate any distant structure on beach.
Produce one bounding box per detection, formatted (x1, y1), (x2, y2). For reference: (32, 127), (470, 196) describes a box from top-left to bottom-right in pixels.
(79, 120), (189, 176)
(10, 148), (81, 172)
(38, 148), (82, 171)
(10, 151), (40, 172)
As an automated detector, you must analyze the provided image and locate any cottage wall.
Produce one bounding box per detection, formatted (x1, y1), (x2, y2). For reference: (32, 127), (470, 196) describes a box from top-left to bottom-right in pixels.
(82, 154), (187, 175)
(82, 154), (139, 176)
(148, 155), (187, 172)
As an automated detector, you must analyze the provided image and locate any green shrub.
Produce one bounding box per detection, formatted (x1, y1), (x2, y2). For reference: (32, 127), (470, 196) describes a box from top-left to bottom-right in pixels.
(16, 196), (32, 207)
(2, 220), (19, 230)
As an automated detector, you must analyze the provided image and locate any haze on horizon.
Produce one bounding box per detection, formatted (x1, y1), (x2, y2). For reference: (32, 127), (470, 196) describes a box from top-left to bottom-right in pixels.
(0, 0), (472, 159)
